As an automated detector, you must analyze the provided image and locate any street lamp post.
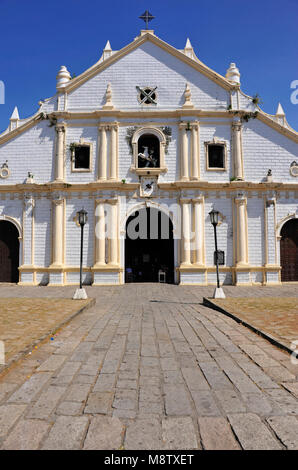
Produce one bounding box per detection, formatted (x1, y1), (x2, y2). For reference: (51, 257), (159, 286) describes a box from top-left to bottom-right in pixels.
(209, 209), (225, 299)
(73, 208), (88, 300)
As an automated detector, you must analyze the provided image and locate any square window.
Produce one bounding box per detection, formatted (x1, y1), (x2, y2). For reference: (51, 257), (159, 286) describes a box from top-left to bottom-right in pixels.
(74, 145), (90, 169)
(71, 144), (91, 172)
(207, 144), (225, 169)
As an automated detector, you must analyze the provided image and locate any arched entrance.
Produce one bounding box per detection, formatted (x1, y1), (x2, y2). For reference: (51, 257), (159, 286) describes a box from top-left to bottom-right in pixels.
(0, 221), (20, 282)
(125, 207), (174, 283)
(280, 218), (298, 281)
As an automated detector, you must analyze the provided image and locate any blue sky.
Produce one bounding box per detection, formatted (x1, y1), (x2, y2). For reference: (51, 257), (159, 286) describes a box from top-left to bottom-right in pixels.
(0, 0), (297, 132)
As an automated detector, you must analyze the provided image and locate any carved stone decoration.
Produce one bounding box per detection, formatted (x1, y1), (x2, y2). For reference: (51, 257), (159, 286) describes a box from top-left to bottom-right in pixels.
(26, 171), (34, 184)
(0, 161), (10, 179)
(103, 83), (114, 109)
(290, 161), (298, 177)
(182, 83), (194, 109)
(126, 126), (172, 156)
(140, 176), (158, 197)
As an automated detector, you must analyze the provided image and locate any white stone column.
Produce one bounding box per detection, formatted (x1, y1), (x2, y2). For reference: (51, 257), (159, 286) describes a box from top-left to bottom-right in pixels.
(51, 198), (64, 266)
(55, 125), (65, 181)
(264, 196), (277, 266)
(94, 199), (106, 266)
(180, 198), (191, 265)
(232, 120), (244, 181)
(235, 195), (248, 265)
(109, 123), (118, 181)
(23, 196), (35, 266)
(180, 124), (189, 181)
(192, 196), (204, 265)
(98, 126), (107, 180)
(107, 198), (118, 265)
(191, 123), (200, 180)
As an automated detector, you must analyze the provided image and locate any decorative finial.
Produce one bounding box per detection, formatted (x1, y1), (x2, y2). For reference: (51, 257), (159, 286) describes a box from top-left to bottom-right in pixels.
(182, 83), (194, 109)
(276, 103), (285, 116)
(226, 63), (240, 85)
(275, 102), (286, 126)
(103, 40), (112, 60)
(139, 10), (155, 30)
(56, 66), (71, 90)
(184, 38), (195, 59)
(9, 106), (20, 131)
(103, 83), (114, 110)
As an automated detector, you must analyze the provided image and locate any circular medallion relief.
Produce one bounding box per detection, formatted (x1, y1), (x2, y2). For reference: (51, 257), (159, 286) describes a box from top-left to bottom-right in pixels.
(290, 161), (298, 177)
(0, 166), (10, 179)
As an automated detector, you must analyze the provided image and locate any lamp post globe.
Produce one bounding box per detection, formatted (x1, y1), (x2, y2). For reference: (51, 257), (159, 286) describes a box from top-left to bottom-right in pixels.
(78, 208), (88, 227)
(209, 209), (219, 226)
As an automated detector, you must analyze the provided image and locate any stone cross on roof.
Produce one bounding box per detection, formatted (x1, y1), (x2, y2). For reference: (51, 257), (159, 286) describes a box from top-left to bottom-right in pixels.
(139, 10), (155, 30)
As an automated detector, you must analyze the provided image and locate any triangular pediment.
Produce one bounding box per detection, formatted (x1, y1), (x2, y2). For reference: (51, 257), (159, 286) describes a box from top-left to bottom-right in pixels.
(65, 32), (233, 95)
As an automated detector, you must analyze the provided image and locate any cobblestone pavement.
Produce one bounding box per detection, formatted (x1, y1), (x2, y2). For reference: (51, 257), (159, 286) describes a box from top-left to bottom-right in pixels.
(0, 297), (92, 365)
(210, 296), (298, 350)
(0, 284), (298, 450)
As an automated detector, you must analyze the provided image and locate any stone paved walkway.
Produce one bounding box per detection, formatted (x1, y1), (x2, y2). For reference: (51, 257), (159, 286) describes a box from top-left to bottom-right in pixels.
(0, 284), (298, 450)
(0, 297), (92, 366)
(210, 297), (298, 351)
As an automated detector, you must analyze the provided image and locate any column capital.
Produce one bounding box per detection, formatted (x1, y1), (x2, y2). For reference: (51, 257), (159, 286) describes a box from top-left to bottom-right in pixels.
(192, 196), (204, 204)
(232, 121), (242, 131)
(180, 198), (192, 204)
(106, 198), (118, 205)
(266, 197), (276, 207)
(55, 124), (66, 133)
(234, 192), (247, 204)
(98, 123), (110, 131)
(24, 196), (35, 209)
(234, 197), (246, 205)
(52, 197), (64, 206)
(95, 198), (106, 204)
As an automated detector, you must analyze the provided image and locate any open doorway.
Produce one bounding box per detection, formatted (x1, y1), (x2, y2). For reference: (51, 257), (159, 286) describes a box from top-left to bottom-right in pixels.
(125, 207), (174, 283)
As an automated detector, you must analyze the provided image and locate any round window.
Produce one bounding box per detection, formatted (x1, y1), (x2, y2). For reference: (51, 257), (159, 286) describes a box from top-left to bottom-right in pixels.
(138, 87), (157, 105)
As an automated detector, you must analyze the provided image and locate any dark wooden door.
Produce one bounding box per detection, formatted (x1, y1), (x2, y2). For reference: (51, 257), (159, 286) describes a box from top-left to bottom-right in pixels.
(280, 219), (298, 282)
(0, 221), (19, 282)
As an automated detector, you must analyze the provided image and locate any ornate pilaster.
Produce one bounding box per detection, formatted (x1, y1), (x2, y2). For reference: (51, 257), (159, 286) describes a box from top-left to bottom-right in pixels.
(23, 196), (35, 266)
(180, 198), (192, 265)
(98, 126), (107, 180)
(264, 195), (277, 267)
(107, 198), (119, 266)
(232, 120), (244, 181)
(51, 197), (64, 267)
(192, 196), (204, 265)
(234, 195), (248, 266)
(109, 123), (118, 181)
(180, 123), (189, 181)
(94, 199), (106, 266)
(55, 124), (65, 181)
(190, 122), (200, 180)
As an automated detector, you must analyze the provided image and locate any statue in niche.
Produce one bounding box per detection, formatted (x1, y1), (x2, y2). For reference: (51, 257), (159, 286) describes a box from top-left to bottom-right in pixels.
(138, 146), (158, 168)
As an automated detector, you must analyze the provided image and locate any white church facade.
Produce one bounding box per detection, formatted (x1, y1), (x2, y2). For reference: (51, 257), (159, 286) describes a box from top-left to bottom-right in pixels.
(0, 28), (297, 286)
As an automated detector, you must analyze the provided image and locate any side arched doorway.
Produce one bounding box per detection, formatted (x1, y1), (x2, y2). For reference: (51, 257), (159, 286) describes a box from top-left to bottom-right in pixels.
(280, 218), (298, 282)
(125, 207), (174, 283)
(0, 221), (20, 282)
